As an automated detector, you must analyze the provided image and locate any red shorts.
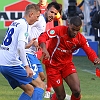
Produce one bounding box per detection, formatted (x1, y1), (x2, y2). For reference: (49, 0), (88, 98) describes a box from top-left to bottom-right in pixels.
(45, 62), (77, 87)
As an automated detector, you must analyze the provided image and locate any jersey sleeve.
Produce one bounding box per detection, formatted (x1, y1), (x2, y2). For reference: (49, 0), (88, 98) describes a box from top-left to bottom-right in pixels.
(47, 29), (57, 38)
(79, 35), (98, 63)
(38, 27), (59, 44)
(17, 41), (28, 66)
(18, 21), (29, 43)
(29, 24), (46, 40)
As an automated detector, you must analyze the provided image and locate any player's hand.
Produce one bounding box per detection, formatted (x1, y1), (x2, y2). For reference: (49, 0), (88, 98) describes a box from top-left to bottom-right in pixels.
(25, 66), (33, 77)
(25, 38), (36, 49)
(33, 41), (41, 51)
(42, 48), (50, 60)
(94, 58), (100, 65)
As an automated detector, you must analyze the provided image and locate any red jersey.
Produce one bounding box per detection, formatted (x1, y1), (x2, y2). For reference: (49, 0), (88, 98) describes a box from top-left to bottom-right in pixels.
(38, 26), (98, 66)
(37, 3), (48, 14)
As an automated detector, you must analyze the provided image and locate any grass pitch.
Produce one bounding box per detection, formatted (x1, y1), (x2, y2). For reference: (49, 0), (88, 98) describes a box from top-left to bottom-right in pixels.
(0, 56), (100, 100)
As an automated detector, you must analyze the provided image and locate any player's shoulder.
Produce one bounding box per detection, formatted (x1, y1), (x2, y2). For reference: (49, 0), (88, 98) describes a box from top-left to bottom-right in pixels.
(9, 19), (24, 28)
(47, 26), (67, 38)
(13, 18), (28, 27)
(39, 14), (45, 21)
(31, 14), (46, 27)
(76, 32), (86, 42)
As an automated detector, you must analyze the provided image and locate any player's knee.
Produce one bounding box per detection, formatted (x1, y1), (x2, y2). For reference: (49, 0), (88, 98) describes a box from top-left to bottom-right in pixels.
(57, 93), (66, 100)
(72, 87), (81, 98)
(24, 85), (34, 96)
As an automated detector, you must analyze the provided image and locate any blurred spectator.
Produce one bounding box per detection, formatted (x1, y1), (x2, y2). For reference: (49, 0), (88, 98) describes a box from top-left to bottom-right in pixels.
(37, 0), (48, 14)
(62, 0), (84, 26)
(89, 0), (97, 36)
(91, 9), (100, 45)
(83, 0), (91, 35)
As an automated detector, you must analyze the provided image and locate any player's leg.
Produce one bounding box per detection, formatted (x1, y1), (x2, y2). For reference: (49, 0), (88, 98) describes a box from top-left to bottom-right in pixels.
(64, 73), (81, 100)
(44, 64), (52, 98)
(44, 75), (52, 98)
(27, 54), (45, 100)
(19, 84), (34, 100)
(45, 64), (66, 100)
(39, 72), (46, 81)
(0, 65), (34, 100)
(51, 84), (66, 100)
(62, 63), (81, 100)
(31, 76), (45, 100)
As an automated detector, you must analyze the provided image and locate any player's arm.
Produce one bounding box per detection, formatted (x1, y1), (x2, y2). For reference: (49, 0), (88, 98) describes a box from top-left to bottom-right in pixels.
(38, 31), (50, 59)
(80, 35), (99, 64)
(26, 20), (46, 49)
(17, 40), (33, 77)
(82, 43), (100, 65)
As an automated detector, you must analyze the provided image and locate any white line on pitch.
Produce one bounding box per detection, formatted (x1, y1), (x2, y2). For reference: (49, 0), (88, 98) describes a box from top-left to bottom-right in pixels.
(82, 69), (95, 75)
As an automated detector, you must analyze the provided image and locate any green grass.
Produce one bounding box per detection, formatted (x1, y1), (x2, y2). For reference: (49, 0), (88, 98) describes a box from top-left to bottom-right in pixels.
(0, 30), (100, 100)
(0, 56), (100, 100)
(0, 29), (6, 43)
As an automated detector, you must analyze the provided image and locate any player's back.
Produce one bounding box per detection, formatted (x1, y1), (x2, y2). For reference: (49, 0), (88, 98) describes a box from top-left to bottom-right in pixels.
(0, 18), (29, 66)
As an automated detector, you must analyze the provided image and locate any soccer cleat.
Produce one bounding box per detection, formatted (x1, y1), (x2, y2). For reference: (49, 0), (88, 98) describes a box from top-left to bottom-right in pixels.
(44, 91), (51, 98)
(65, 94), (71, 100)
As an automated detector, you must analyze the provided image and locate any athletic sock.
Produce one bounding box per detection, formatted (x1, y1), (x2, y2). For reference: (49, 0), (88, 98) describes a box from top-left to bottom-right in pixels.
(18, 92), (31, 100)
(32, 87), (44, 100)
(71, 94), (81, 100)
(51, 92), (58, 100)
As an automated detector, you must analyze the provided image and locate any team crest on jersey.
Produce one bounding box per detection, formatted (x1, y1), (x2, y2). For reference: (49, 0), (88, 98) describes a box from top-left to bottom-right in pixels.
(50, 30), (55, 35)
(25, 32), (28, 38)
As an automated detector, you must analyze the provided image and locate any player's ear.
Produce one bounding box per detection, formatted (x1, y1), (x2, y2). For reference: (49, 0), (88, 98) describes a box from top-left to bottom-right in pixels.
(29, 11), (34, 17)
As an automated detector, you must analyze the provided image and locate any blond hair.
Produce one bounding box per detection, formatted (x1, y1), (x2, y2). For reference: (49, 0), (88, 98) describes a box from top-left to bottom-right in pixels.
(25, 3), (40, 15)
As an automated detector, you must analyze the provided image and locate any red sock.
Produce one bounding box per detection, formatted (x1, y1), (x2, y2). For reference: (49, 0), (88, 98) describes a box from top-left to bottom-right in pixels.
(71, 94), (81, 100)
(51, 93), (58, 100)
(46, 76), (52, 92)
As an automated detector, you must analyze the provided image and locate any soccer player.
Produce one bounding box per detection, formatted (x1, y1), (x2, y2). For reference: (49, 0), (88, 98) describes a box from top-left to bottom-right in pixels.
(0, 3), (41, 100)
(37, 1), (63, 98)
(38, 16), (100, 100)
(25, 1), (61, 99)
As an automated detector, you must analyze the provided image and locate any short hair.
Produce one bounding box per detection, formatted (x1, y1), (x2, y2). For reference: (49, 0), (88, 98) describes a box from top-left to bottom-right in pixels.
(47, 2), (60, 11)
(69, 16), (82, 27)
(25, 3), (40, 15)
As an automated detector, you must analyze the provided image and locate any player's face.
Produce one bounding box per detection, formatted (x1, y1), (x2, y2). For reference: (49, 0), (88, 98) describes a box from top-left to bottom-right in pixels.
(46, 6), (58, 22)
(29, 11), (40, 25)
(68, 24), (81, 38)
